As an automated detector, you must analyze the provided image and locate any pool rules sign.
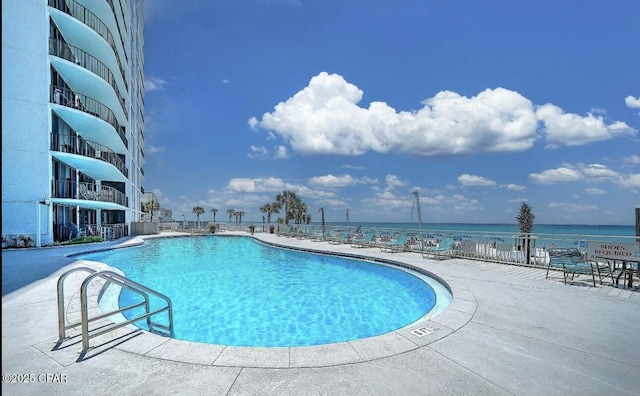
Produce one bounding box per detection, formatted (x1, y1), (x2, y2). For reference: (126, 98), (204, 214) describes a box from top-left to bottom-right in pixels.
(586, 241), (640, 260)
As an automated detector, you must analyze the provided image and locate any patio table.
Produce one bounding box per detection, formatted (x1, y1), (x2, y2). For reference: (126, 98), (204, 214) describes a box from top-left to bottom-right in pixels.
(596, 257), (639, 289)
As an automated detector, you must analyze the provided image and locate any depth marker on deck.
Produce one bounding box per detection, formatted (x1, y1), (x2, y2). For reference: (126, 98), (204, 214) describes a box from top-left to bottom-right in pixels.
(411, 325), (438, 337)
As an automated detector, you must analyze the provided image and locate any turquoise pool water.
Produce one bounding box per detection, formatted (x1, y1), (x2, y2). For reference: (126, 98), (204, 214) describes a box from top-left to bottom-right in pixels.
(79, 236), (442, 347)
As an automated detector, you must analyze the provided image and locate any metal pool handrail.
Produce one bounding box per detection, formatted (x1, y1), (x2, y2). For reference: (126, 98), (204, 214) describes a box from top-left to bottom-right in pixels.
(57, 267), (174, 352)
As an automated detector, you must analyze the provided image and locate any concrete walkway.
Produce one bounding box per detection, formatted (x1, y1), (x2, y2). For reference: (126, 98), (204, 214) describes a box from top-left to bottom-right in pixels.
(2, 232), (639, 395)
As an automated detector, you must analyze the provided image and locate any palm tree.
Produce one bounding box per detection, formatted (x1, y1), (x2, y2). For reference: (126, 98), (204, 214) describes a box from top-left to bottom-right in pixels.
(516, 202), (535, 265)
(260, 203), (281, 233)
(227, 209), (235, 223)
(517, 202), (535, 233)
(260, 203), (280, 225)
(276, 190), (302, 224)
(273, 190), (314, 227)
(236, 211), (245, 224)
(290, 201), (308, 224)
(211, 208), (218, 223)
(192, 206), (205, 229)
(142, 197), (160, 222)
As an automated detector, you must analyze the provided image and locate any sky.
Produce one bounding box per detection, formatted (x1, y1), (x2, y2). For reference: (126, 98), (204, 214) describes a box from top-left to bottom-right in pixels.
(141, 0), (640, 226)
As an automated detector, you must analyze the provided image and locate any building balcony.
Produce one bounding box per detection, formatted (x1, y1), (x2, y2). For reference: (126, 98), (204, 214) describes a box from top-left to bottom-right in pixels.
(105, 0), (129, 55)
(51, 181), (129, 209)
(51, 85), (128, 152)
(51, 132), (128, 180)
(49, 37), (128, 120)
(47, 0), (128, 91)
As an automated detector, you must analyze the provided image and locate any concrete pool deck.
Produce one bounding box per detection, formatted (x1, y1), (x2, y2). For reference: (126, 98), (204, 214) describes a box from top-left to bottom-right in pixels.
(2, 231), (640, 395)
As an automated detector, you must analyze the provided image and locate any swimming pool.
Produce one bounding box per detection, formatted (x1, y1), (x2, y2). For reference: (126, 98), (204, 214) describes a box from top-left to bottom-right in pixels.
(79, 236), (449, 347)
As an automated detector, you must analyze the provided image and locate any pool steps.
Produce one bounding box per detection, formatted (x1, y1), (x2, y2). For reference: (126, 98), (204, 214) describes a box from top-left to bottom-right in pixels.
(56, 266), (174, 355)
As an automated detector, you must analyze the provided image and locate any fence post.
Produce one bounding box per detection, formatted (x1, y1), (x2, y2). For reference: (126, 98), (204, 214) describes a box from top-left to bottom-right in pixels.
(636, 208), (639, 243)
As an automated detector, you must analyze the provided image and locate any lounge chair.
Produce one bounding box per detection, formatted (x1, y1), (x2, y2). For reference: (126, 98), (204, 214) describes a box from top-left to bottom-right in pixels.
(546, 247), (611, 287)
(380, 234), (408, 253)
(351, 231), (375, 248)
(422, 237), (454, 259)
(296, 227), (314, 239)
(328, 230), (351, 245)
(311, 230), (331, 242)
(281, 225), (295, 237)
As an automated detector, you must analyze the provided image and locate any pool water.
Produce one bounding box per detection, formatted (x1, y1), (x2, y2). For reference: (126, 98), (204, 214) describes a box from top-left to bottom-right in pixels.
(79, 236), (441, 347)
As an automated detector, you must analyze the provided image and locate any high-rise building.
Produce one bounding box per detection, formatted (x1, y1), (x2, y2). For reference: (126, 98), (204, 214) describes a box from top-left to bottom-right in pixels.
(2, 0), (145, 247)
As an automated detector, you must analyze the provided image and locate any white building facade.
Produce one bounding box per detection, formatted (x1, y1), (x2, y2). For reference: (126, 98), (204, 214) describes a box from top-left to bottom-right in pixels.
(2, 0), (145, 246)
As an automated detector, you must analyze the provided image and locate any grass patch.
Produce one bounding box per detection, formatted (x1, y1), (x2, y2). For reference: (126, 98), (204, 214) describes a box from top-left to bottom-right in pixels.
(65, 236), (104, 245)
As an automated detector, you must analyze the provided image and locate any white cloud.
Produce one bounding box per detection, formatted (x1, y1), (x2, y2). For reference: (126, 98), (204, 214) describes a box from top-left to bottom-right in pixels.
(360, 190), (415, 211)
(501, 184), (526, 191)
(250, 72), (539, 157)
(385, 174), (408, 190)
(549, 202), (598, 212)
(274, 145), (288, 159)
(449, 194), (482, 213)
(615, 174), (640, 189)
(536, 103), (637, 148)
(584, 188), (606, 195)
(145, 144), (166, 153)
(529, 167), (583, 184)
(226, 177), (289, 192)
(144, 76), (168, 92)
(315, 198), (350, 208)
(530, 163), (639, 191)
(581, 164), (619, 179)
(623, 155), (640, 166)
(147, 188), (176, 207)
(341, 164), (365, 170)
(248, 145), (268, 159)
(227, 178), (257, 192)
(458, 174), (497, 187)
(308, 174), (375, 188)
(625, 95), (640, 109)
(249, 72), (636, 157)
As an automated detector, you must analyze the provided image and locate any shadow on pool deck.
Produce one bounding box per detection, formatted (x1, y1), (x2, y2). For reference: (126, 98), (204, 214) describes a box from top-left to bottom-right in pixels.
(2, 232), (640, 396)
(1, 239), (130, 296)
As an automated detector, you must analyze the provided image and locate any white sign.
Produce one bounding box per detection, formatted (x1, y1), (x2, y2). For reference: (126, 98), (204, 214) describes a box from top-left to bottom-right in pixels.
(586, 241), (640, 261)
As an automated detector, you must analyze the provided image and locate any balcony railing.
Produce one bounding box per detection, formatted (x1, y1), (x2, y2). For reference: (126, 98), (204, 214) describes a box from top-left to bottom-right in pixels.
(50, 85), (128, 149)
(51, 132), (128, 178)
(55, 222), (128, 242)
(48, 0), (128, 91)
(49, 37), (128, 119)
(105, 0), (128, 64)
(51, 180), (128, 207)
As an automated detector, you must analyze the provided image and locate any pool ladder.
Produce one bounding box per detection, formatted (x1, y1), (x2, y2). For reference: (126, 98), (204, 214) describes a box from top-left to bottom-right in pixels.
(57, 267), (174, 352)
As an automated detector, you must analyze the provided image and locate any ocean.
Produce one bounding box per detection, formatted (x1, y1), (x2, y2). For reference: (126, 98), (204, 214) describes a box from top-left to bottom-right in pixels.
(305, 222), (639, 248)
(314, 222), (636, 236)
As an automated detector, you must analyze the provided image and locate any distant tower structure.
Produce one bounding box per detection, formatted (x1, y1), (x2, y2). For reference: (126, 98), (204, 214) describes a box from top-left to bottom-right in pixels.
(636, 208), (640, 243)
(412, 190), (423, 229)
(318, 207), (325, 230)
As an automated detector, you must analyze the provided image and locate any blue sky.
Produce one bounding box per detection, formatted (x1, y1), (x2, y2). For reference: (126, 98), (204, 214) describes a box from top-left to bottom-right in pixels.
(142, 0), (639, 225)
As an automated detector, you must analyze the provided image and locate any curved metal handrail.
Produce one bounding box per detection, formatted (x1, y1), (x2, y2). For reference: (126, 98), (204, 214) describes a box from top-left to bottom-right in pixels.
(56, 267), (173, 352)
